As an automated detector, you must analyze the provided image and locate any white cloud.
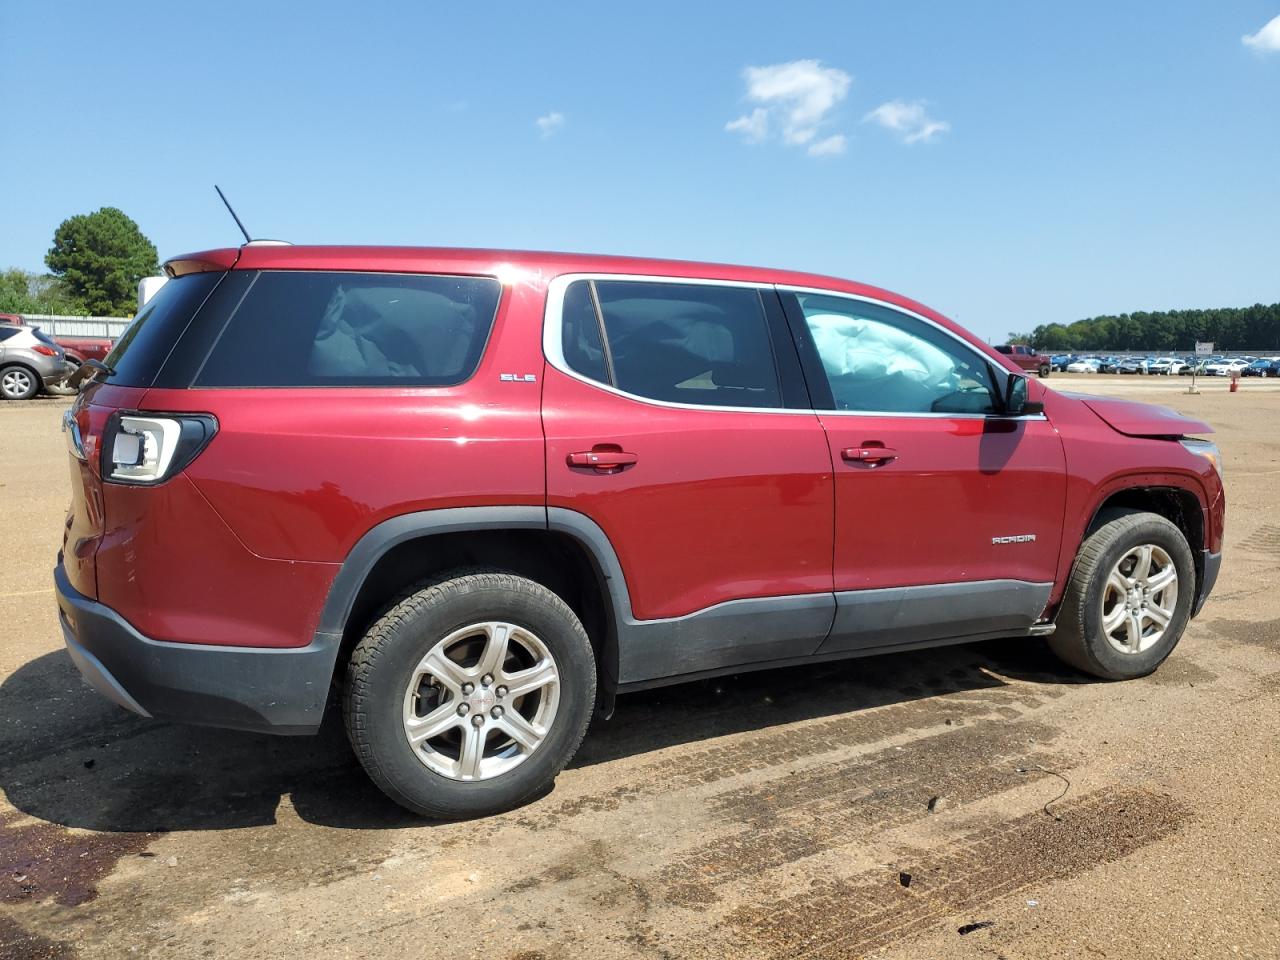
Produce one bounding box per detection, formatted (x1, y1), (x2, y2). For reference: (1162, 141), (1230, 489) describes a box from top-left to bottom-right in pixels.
(725, 107), (769, 142)
(535, 111), (565, 138)
(726, 59), (851, 152)
(807, 134), (847, 157)
(1242, 14), (1280, 53)
(863, 100), (950, 144)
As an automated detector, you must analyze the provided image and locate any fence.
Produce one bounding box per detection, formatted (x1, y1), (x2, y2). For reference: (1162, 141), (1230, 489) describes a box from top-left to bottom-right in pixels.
(20, 314), (132, 339)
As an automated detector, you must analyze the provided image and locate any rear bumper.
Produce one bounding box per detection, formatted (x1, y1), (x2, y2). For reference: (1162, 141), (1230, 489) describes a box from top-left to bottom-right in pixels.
(1193, 549), (1221, 618)
(54, 561), (339, 735)
(42, 361), (76, 387)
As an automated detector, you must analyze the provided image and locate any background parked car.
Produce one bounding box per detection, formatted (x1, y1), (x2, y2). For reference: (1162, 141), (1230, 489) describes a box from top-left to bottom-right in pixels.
(1242, 358), (1280, 377)
(1050, 354), (1076, 371)
(1066, 357), (1101, 373)
(1206, 358), (1251, 377)
(0, 325), (75, 399)
(994, 343), (1051, 377)
(1181, 357), (1218, 376)
(1148, 357), (1187, 375)
(0, 314), (114, 369)
(56, 335), (115, 368)
(1117, 357), (1150, 374)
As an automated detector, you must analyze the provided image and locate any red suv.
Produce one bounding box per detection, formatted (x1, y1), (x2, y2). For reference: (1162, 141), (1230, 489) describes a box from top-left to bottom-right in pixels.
(55, 245), (1225, 818)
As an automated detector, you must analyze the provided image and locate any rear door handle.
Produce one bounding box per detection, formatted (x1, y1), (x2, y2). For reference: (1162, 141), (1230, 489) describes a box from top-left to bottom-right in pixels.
(841, 445), (898, 465)
(567, 449), (639, 472)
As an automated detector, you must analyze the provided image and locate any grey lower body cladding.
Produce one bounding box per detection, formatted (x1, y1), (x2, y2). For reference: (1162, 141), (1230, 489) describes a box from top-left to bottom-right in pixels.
(608, 579), (1052, 689)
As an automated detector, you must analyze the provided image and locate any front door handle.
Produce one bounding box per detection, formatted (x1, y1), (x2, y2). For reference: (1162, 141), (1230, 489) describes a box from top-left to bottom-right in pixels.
(567, 448), (639, 472)
(841, 445), (899, 465)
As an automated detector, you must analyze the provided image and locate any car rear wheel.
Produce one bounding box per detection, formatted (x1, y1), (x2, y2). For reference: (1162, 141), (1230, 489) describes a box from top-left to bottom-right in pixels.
(0, 365), (39, 400)
(344, 570), (596, 819)
(1049, 511), (1194, 680)
(1038, 363), (1050, 378)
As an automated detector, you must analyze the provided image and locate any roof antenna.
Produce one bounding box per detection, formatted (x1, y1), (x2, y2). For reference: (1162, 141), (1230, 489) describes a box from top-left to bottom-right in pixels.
(214, 184), (252, 244)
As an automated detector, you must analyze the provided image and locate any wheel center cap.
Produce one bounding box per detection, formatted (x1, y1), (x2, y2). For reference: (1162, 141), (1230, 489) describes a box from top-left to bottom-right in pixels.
(470, 688), (495, 713)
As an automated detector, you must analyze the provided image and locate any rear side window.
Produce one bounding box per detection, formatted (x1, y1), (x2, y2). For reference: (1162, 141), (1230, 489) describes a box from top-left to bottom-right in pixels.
(102, 272), (223, 386)
(561, 279), (781, 408)
(194, 272), (501, 388)
(0, 328), (18, 342)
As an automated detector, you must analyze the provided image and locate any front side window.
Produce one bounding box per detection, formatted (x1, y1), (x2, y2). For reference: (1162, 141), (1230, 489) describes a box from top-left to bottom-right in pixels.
(559, 279), (782, 409)
(792, 293), (1000, 415)
(195, 271), (502, 388)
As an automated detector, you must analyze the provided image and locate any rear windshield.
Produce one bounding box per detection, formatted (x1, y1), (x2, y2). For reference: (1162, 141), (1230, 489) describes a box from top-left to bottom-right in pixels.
(102, 272), (223, 386)
(194, 271), (502, 388)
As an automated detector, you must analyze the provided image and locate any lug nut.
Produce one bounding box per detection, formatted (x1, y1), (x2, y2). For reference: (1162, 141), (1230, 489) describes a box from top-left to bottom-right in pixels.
(491, 706), (504, 719)
(471, 714), (484, 727)
(496, 686), (508, 698)
(461, 682), (475, 695)
(457, 703), (470, 716)
(481, 674), (493, 687)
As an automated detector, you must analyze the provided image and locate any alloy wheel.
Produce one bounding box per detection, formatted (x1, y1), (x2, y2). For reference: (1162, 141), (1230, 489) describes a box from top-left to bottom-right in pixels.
(401, 621), (560, 781)
(1099, 544), (1178, 654)
(2, 369), (33, 398)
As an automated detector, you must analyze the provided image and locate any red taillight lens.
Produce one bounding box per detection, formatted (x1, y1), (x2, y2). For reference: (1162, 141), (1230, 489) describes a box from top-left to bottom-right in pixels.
(32, 345), (57, 357)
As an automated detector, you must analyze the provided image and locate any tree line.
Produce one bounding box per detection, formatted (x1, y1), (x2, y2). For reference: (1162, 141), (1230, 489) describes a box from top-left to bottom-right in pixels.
(1, 207), (158, 317)
(1009, 301), (1280, 352)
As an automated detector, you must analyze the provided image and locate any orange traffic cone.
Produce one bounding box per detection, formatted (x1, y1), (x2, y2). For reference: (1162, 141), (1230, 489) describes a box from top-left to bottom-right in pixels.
(1230, 373), (1239, 393)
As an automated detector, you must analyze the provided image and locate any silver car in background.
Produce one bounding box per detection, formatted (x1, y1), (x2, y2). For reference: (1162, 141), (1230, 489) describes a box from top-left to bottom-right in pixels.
(0, 325), (76, 400)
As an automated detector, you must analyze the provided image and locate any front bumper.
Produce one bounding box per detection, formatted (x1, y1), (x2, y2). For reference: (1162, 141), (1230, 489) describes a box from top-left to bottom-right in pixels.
(54, 562), (340, 735)
(1193, 549), (1221, 618)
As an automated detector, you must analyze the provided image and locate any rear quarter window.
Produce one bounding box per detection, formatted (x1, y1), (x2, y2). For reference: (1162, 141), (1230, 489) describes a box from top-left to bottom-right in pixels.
(101, 272), (224, 386)
(194, 271), (502, 388)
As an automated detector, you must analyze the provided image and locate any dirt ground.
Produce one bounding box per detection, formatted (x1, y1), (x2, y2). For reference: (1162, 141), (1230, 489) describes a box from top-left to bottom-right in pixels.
(1, 374), (1278, 960)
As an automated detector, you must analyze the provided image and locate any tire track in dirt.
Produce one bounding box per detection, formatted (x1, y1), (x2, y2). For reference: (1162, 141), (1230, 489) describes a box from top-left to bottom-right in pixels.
(659, 718), (1067, 905)
(725, 786), (1189, 959)
(516, 683), (1065, 831)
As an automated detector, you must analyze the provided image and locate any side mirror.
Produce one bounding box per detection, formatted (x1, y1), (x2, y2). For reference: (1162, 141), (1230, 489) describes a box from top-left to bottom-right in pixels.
(1003, 375), (1044, 416)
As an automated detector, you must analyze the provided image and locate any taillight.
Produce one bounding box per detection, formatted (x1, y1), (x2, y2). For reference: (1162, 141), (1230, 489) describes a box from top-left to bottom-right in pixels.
(101, 412), (217, 485)
(32, 345), (57, 357)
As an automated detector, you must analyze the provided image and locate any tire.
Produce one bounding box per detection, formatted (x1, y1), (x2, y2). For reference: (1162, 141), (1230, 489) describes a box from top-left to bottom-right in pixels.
(1049, 511), (1195, 680)
(1038, 363), (1050, 378)
(344, 570), (596, 819)
(1, 365), (40, 400)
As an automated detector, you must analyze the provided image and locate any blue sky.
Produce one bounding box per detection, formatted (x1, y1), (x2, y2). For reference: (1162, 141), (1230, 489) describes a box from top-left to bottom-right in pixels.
(2, 1), (1277, 339)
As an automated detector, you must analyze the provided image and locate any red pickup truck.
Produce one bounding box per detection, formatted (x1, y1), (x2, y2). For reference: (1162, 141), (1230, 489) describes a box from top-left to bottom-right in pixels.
(995, 344), (1051, 378)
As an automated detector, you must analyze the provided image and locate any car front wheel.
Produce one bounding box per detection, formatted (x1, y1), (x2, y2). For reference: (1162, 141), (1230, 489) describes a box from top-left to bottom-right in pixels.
(344, 570), (596, 819)
(1049, 511), (1194, 680)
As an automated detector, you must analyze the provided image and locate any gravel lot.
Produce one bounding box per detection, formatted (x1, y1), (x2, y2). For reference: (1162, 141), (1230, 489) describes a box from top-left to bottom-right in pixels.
(2, 375), (1278, 959)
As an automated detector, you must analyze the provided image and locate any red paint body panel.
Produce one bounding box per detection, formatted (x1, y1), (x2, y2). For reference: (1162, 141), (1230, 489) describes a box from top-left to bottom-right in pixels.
(1039, 389), (1224, 608)
(818, 412), (1066, 593)
(1077, 395), (1214, 438)
(60, 385), (149, 599)
(542, 367), (834, 620)
(95, 473), (336, 648)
